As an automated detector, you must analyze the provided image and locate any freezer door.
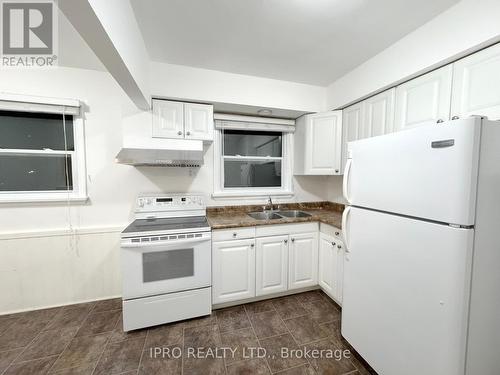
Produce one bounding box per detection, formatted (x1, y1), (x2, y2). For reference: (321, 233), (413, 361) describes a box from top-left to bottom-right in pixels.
(344, 118), (481, 225)
(341, 207), (473, 375)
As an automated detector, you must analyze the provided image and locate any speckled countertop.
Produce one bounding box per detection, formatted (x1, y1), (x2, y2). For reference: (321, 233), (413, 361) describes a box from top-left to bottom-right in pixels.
(207, 201), (344, 230)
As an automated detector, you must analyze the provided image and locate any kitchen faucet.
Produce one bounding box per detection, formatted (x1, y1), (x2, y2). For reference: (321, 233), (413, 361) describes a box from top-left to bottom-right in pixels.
(265, 196), (276, 212)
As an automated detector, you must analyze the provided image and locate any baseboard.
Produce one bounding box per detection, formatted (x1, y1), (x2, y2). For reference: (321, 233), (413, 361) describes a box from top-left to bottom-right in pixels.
(0, 294), (122, 316)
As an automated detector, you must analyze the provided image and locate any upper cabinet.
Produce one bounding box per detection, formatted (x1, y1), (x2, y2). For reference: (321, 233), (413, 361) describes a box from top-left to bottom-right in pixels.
(394, 65), (453, 131)
(451, 43), (500, 121)
(152, 100), (184, 139)
(341, 89), (394, 173)
(294, 111), (342, 175)
(342, 102), (364, 171)
(362, 88), (395, 137)
(340, 43), (500, 169)
(152, 99), (214, 141)
(184, 103), (214, 141)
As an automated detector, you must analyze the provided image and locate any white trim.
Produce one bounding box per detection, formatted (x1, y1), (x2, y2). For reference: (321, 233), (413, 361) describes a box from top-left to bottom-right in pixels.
(0, 225), (124, 240)
(0, 92), (80, 115)
(0, 294), (123, 316)
(213, 129), (294, 199)
(0, 109), (88, 203)
(215, 119), (295, 133)
(213, 113), (295, 125)
(223, 155), (283, 161)
(0, 193), (88, 204)
(0, 149), (74, 155)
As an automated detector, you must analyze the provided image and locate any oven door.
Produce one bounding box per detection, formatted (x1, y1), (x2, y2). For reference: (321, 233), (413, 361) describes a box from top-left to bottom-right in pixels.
(121, 233), (211, 300)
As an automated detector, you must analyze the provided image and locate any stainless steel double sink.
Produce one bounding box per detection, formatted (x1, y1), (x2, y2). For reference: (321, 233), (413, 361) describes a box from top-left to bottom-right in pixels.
(247, 210), (312, 221)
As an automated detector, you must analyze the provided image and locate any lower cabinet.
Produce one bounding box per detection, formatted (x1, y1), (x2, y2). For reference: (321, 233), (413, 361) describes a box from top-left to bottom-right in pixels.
(212, 238), (255, 304)
(319, 233), (345, 304)
(212, 224), (332, 306)
(256, 235), (289, 296)
(288, 232), (319, 290)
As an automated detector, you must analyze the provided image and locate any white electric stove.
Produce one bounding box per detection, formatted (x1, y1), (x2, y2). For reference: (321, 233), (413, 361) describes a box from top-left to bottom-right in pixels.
(121, 193), (212, 331)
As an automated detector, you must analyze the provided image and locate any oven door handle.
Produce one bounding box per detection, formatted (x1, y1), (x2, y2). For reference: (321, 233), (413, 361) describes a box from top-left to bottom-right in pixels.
(121, 237), (210, 249)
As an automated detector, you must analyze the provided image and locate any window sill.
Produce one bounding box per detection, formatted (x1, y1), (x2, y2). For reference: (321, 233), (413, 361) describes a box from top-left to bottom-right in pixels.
(212, 190), (294, 200)
(0, 194), (89, 204)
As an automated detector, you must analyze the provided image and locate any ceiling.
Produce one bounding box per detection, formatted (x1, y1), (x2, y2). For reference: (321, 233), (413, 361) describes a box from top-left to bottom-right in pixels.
(131, 0), (459, 86)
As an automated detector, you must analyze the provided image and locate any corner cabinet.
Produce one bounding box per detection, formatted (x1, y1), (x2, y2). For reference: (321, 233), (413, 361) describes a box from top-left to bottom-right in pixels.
(152, 99), (214, 141)
(318, 229), (344, 305)
(294, 111), (343, 175)
(342, 102), (364, 171)
(212, 238), (256, 304)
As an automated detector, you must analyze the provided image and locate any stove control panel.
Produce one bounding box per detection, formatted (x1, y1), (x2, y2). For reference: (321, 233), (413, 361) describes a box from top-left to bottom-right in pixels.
(136, 194), (205, 213)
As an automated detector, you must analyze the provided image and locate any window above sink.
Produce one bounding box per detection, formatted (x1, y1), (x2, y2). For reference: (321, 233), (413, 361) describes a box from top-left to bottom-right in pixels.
(212, 114), (295, 199)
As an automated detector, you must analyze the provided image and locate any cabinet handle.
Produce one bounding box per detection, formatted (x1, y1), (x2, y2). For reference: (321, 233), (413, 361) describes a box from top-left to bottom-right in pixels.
(250, 243), (255, 248)
(337, 245), (342, 249)
(331, 242), (336, 247)
(177, 131), (182, 135)
(451, 116), (460, 120)
(232, 232), (237, 237)
(284, 239), (288, 244)
(186, 131), (191, 136)
(291, 238), (295, 242)
(335, 231), (340, 236)
(436, 119), (444, 124)
(335, 169), (339, 173)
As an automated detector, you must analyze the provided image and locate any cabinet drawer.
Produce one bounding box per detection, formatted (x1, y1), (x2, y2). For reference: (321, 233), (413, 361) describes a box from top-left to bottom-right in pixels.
(123, 287), (211, 331)
(212, 227), (256, 241)
(320, 223), (342, 240)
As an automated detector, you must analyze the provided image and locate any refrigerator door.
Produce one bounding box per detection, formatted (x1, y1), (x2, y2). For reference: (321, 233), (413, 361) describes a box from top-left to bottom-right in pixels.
(341, 207), (473, 375)
(344, 117), (481, 226)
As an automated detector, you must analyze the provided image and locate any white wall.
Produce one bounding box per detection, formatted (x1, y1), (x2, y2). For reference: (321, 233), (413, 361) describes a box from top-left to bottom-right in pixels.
(327, 0), (500, 109)
(151, 62), (327, 113)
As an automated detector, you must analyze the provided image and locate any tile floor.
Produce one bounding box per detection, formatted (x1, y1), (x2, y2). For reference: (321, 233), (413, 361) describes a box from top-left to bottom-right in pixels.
(0, 290), (376, 374)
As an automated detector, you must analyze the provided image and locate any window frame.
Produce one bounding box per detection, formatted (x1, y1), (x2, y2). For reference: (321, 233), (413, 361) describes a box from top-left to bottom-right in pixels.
(0, 95), (87, 203)
(212, 128), (294, 199)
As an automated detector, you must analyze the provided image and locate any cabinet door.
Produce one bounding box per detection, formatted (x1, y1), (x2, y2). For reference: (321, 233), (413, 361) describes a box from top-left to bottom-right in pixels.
(256, 235), (288, 296)
(184, 103), (214, 141)
(394, 66), (452, 131)
(342, 102), (364, 172)
(288, 232), (318, 290)
(212, 239), (255, 304)
(306, 111), (342, 175)
(363, 88), (395, 137)
(334, 239), (345, 304)
(451, 43), (500, 121)
(152, 100), (184, 139)
(318, 234), (344, 304)
(318, 233), (335, 296)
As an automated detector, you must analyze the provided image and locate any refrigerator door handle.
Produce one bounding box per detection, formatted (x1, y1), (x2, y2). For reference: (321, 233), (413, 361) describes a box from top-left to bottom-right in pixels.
(342, 206), (352, 252)
(343, 158), (352, 204)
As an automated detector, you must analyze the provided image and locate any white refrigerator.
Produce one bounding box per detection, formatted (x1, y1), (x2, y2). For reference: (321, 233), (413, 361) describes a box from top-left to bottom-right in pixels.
(341, 117), (500, 375)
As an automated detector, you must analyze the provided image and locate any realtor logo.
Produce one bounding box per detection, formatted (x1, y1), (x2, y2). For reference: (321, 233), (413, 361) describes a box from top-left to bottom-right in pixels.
(1, 0), (58, 67)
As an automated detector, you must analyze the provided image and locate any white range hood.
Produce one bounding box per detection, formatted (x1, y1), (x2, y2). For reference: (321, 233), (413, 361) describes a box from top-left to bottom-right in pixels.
(116, 136), (204, 167)
(116, 111), (204, 167)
